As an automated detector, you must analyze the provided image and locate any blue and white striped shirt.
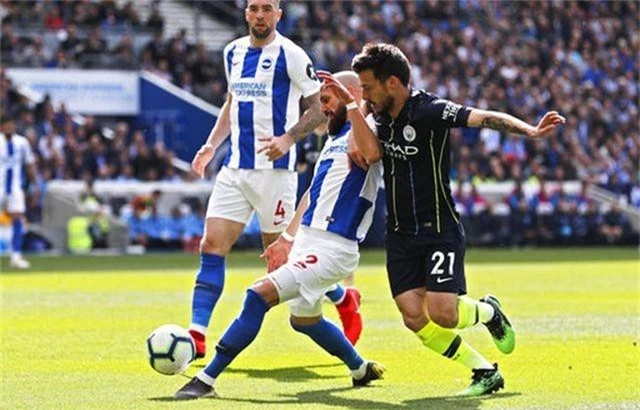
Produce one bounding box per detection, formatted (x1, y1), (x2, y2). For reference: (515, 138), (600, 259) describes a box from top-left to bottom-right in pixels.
(223, 31), (321, 171)
(302, 122), (383, 242)
(0, 133), (35, 196)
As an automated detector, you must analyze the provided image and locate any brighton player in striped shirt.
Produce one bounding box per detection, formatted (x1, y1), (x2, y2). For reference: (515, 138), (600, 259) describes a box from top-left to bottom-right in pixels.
(0, 117), (37, 269)
(174, 71), (384, 400)
(187, 0), (362, 357)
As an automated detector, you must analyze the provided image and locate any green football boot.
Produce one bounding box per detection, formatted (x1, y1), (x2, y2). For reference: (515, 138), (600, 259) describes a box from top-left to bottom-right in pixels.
(480, 295), (516, 354)
(455, 363), (504, 397)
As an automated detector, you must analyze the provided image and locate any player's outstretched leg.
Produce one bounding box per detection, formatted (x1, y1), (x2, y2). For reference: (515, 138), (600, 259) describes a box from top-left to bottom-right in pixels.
(479, 295), (516, 354)
(189, 253), (225, 358)
(416, 321), (504, 396)
(326, 285), (363, 345)
(176, 289), (269, 400)
(290, 317), (383, 387)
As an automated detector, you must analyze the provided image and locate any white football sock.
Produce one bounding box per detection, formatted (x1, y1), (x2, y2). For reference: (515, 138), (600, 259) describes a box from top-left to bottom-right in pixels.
(350, 361), (368, 379)
(197, 371), (215, 386)
(478, 302), (495, 324)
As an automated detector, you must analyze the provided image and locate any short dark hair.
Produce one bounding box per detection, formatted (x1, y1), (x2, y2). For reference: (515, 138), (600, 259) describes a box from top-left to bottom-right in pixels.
(246, 0), (281, 8)
(351, 43), (411, 86)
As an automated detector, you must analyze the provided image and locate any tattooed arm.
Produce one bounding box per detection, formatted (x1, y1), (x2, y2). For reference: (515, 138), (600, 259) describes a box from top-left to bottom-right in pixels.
(467, 109), (565, 139)
(288, 92), (326, 140)
(258, 92), (326, 161)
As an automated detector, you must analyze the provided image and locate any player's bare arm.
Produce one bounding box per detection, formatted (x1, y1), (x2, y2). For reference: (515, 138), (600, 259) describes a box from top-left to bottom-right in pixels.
(467, 109), (566, 139)
(258, 92), (325, 161)
(288, 92), (325, 141)
(261, 191), (310, 272)
(191, 93), (233, 178)
(318, 71), (382, 165)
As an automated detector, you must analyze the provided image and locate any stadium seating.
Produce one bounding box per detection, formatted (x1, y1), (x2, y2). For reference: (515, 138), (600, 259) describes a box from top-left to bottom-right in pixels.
(0, 0), (637, 251)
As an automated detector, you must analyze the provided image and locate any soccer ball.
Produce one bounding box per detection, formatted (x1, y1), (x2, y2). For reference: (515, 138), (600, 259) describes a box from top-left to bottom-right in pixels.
(146, 324), (195, 375)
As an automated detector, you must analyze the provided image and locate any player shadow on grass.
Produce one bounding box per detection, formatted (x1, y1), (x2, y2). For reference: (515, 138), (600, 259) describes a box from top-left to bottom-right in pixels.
(209, 386), (521, 409)
(190, 362), (344, 383)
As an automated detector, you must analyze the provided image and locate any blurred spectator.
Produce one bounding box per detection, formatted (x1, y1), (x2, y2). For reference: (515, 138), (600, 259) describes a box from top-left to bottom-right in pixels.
(506, 180), (527, 210)
(87, 203), (109, 249)
(146, 4), (165, 30)
(44, 5), (65, 29)
(600, 202), (631, 245)
(510, 198), (538, 246)
(79, 27), (107, 68)
(60, 25), (82, 57)
(183, 201), (205, 253)
(164, 205), (187, 247)
(151, 57), (172, 82)
(573, 201), (598, 245)
(145, 205), (182, 250)
(22, 35), (52, 67)
(554, 200), (577, 245)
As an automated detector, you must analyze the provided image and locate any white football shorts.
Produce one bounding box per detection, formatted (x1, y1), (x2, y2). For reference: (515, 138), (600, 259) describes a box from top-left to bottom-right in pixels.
(267, 226), (360, 317)
(206, 167), (297, 233)
(0, 189), (26, 214)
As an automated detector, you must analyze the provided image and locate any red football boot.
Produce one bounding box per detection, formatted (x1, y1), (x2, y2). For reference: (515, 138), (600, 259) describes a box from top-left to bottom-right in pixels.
(336, 287), (363, 345)
(189, 329), (207, 359)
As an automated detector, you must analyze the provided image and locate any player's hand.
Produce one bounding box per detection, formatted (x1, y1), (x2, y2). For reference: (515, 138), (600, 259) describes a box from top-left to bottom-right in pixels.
(191, 143), (215, 178)
(260, 235), (293, 273)
(348, 134), (369, 171)
(317, 70), (356, 104)
(530, 111), (566, 138)
(257, 134), (295, 161)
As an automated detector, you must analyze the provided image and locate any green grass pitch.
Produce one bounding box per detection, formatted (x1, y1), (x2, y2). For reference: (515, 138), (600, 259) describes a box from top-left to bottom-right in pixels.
(1, 248), (638, 409)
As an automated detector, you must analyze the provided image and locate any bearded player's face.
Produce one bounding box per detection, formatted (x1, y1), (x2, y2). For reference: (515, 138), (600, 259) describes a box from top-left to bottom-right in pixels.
(320, 89), (348, 136)
(245, 0), (281, 40)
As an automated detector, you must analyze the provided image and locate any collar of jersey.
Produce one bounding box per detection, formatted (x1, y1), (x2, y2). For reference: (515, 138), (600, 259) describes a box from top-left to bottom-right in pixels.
(329, 121), (351, 140)
(377, 87), (422, 125)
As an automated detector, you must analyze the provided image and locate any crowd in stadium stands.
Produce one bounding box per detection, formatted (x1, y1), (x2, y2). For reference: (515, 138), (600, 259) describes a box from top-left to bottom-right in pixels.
(118, 190), (206, 252)
(0, 0), (637, 249)
(454, 179), (635, 246)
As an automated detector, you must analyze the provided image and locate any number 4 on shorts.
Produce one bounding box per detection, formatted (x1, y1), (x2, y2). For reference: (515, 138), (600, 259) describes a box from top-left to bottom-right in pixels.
(273, 200), (286, 226)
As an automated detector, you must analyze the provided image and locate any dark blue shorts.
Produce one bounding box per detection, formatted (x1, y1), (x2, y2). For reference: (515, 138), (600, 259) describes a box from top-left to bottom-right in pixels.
(386, 224), (467, 297)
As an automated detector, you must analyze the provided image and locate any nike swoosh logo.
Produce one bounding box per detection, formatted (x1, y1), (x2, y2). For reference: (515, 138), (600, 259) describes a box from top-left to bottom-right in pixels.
(274, 220), (284, 226)
(436, 277), (454, 284)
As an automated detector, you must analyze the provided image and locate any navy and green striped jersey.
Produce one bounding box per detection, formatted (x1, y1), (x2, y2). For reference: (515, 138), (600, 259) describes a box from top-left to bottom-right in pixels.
(373, 89), (472, 235)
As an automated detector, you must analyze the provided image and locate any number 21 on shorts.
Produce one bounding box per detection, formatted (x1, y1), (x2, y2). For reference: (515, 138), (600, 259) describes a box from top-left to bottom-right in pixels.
(430, 251), (455, 275)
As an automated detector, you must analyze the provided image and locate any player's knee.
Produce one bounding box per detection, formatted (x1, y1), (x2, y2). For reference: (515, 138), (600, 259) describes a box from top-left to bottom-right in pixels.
(249, 279), (279, 306)
(199, 235), (228, 255)
(429, 311), (458, 329)
(289, 315), (321, 330)
(402, 314), (428, 332)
